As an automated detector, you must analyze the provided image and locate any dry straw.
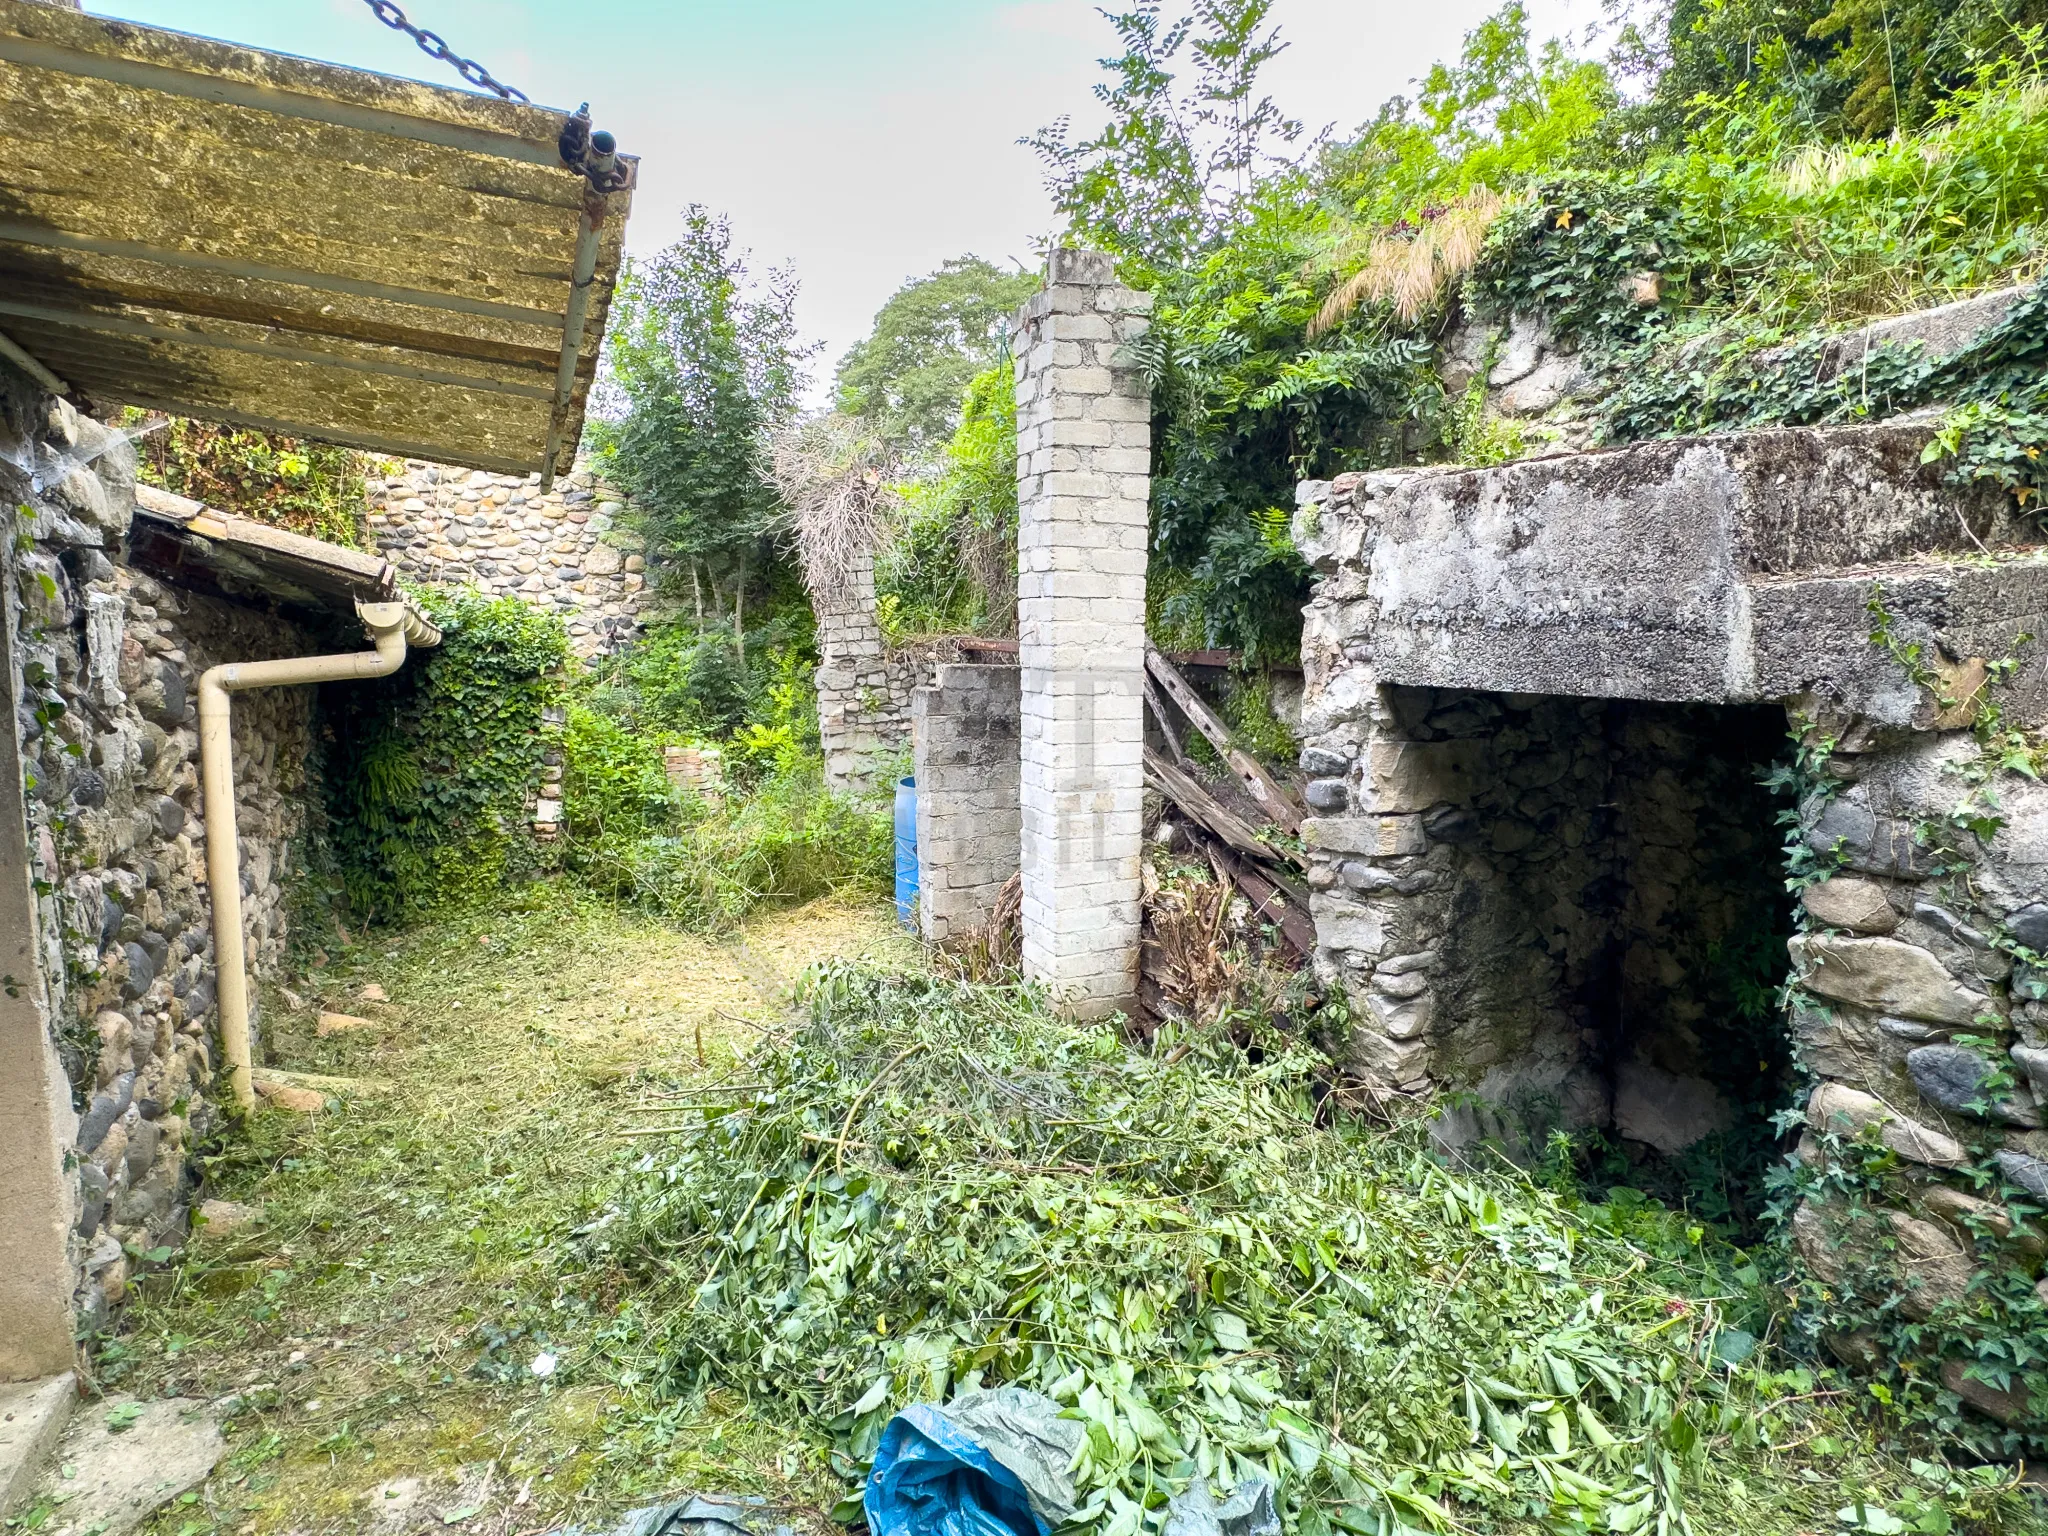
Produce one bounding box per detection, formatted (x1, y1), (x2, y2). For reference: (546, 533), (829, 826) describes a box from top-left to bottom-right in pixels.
(1308, 186), (1508, 336)
(760, 412), (896, 596)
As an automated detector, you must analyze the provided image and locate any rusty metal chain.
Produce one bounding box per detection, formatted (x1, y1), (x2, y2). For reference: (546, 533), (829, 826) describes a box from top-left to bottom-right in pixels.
(359, 0), (528, 103)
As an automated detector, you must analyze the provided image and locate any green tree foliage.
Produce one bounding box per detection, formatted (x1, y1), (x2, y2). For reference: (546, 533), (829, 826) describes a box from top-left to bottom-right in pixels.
(1656, 0), (2048, 139)
(878, 363), (1022, 639)
(1317, 3), (1619, 226)
(1027, 0), (2048, 659)
(1024, 0), (1305, 276)
(320, 590), (569, 923)
(834, 257), (1040, 462)
(584, 964), (2040, 1526)
(590, 207), (815, 626)
(130, 415), (368, 548)
(1136, 191), (1434, 660)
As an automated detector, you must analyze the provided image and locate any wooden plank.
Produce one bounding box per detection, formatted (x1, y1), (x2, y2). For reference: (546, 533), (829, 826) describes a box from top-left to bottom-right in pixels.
(1144, 674), (1189, 765)
(1144, 648), (1304, 833)
(1206, 840), (1317, 955)
(1144, 748), (1285, 866)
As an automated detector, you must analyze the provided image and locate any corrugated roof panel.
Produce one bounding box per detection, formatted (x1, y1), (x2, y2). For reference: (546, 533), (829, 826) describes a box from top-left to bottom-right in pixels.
(0, 0), (633, 481)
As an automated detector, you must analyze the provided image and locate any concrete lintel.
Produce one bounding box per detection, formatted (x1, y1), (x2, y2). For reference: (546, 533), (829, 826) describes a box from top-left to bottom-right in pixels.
(1299, 423), (2048, 723)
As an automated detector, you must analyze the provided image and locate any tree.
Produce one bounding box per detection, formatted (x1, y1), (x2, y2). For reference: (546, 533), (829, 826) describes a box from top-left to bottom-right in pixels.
(1023, 0), (1305, 276)
(590, 207), (816, 637)
(833, 256), (1040, 464)
(1646, 0), (2048, 140)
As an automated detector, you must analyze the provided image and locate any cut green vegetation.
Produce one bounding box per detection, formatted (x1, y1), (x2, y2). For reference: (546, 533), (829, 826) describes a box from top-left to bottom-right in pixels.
(576, 965), (2040, 1536)
(102, 884), (914, 1536)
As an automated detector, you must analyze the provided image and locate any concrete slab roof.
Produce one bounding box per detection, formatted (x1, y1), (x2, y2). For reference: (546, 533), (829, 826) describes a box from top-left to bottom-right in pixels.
(0, 0), (633, 483)
(1296, 423), (2048, 725)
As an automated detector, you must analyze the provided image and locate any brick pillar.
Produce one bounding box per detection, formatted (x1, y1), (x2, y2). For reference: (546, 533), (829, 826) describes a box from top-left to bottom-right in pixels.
(1012, 250), (1152, 1016)
(911, 663), (1021, 943)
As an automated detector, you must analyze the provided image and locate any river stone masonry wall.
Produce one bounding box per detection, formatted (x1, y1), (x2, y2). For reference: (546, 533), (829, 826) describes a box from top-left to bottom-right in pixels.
(1294, 425), (2048, 1435)
(814, 548), (921, 795)
(366, 460), (652, 658)
(3, 379), (315, 1346)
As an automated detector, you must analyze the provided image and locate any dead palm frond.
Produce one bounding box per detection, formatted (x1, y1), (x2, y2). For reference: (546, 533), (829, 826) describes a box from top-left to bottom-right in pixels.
(1308, 186), (1508, 337)
(760, 412), (896, 596)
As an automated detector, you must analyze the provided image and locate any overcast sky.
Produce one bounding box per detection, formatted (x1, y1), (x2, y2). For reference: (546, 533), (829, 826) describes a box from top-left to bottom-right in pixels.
(91, 0), (1593, 395)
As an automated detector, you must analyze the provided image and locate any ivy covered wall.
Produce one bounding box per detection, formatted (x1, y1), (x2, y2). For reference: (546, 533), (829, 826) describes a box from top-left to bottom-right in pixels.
(314, 590), (569, 926)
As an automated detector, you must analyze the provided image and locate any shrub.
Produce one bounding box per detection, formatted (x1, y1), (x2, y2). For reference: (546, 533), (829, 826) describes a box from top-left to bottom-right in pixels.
(130, 414), (370, 547)
(561, 754), (888, 931)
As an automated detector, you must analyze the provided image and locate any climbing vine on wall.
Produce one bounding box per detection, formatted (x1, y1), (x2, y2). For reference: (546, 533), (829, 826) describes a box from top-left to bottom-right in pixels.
(1761, 611), (2048, 1455)
(319, 589), (568, 923)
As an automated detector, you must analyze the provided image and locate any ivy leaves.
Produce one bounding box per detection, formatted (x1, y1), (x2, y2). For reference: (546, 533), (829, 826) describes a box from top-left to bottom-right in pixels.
(321, 590), (568, 922)
(1597, 274), (2048, 514)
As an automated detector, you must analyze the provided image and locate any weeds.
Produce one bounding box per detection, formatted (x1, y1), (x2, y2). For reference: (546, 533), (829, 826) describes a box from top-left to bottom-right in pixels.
(564, 762), (890, 931)
(561, 638), (891, 932)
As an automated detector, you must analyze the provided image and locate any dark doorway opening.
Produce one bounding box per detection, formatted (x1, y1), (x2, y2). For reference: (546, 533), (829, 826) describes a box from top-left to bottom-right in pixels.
(1402, 689), (1798, 1235)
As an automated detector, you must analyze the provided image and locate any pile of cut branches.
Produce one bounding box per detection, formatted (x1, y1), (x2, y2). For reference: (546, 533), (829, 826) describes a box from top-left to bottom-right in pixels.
(579, 967), (2025, 1536)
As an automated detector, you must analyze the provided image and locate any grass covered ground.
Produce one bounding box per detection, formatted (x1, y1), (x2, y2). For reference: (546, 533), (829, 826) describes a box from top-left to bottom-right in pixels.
(84, 881), (2046, 1536)
(100, 883), (914, 1536)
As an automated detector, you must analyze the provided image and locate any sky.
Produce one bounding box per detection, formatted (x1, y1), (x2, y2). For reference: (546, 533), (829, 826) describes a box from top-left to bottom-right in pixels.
(89, 0), (1595, 398)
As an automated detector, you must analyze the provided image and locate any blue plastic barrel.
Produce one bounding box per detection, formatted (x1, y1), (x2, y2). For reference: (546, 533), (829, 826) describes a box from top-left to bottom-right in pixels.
(893, 776), (918, 930)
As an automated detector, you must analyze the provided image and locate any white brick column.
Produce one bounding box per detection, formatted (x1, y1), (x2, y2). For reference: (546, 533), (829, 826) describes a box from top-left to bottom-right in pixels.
(1012, 249), (1152, 1016)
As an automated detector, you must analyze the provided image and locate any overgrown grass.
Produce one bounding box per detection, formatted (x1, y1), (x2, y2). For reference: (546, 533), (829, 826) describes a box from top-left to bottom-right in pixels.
(560, 701), (890, 930)
(1666, 65), (2048, 335)
(575, 965), (2039, 1536)
(104, 883), (914, 1535)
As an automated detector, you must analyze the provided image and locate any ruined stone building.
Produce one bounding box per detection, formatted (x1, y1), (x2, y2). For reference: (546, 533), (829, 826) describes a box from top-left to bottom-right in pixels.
(911, 261), (2048, 1430)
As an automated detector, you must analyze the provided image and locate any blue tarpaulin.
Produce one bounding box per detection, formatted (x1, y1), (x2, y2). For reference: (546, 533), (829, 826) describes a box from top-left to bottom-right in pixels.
(863, 1390), (1082, 1536)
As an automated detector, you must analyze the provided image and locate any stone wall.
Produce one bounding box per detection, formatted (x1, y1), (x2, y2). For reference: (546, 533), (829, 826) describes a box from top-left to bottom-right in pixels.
(3, 378), (318, 1346)
(366, 460), (652, 658)
(1785, 728), (2048, 1425)
(815, 549), (920, 794)
(911, 663), (1020, 942)
(1293, 429), (2048, 1435)
(1012, 250), (1153, 1015)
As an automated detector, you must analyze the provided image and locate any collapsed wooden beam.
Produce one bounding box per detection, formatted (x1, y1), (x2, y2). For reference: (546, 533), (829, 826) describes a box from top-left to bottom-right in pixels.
(1143, 747), (1283, 866)
(1144, 647), (1303, 833)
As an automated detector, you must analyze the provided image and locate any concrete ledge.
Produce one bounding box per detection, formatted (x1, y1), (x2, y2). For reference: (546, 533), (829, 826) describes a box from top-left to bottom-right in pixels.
(0, 1374), (75, 1517)
(1298, 424), (2048, 721)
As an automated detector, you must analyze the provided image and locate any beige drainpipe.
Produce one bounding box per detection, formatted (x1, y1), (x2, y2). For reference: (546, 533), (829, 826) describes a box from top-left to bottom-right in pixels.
(199, 600), (438, 1110)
